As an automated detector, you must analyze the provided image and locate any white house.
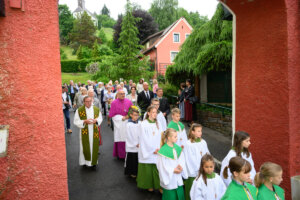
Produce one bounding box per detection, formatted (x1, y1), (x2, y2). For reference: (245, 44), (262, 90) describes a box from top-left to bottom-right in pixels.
(73, 0), (98, 27)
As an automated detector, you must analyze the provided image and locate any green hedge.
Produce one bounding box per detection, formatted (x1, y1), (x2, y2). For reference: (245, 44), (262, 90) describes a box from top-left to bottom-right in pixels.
(61, 58), (102, 73)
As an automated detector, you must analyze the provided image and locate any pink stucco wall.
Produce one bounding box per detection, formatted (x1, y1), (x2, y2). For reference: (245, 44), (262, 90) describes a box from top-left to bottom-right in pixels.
(222, 0), (300, 198)
(0, 0), (68, 199)
(156, 19), (192, 75)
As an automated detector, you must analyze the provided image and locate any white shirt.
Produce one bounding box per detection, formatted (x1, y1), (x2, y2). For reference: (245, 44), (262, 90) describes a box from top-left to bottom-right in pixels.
(62, 92), (67, 109)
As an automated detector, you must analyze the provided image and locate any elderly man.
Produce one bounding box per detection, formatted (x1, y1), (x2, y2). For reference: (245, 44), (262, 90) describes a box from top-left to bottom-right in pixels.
(68, 80), (78, 105)
(156, 88), (170, 121)
(74, 96), (103, 167)
(88, 89), (101, 109)
(137, 82), (154, 118)
(109, 89), (132, 159)
(120, 82), (128, 96)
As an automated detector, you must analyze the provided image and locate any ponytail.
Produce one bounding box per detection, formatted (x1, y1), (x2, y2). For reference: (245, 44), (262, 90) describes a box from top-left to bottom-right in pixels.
(160, 128), (177, 147)
(254, 162), (283, 188)
(254, 172), (264, 188)
(225, 157), (252, 179)
(223, 166), (230, 179)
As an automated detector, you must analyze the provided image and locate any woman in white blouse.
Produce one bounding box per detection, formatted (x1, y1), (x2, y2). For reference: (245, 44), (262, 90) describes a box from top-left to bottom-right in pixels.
(126, 86), (138, 106)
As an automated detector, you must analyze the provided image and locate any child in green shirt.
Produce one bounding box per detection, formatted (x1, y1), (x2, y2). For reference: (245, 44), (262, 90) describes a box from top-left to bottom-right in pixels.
(221, 156), (258, 200)
(254, 162), (285, 200)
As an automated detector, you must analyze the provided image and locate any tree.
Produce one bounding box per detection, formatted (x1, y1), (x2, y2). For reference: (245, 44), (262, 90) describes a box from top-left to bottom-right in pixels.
(113, 9), (158, 44)
(117, 0), (152, 80)
(149, 0), (178, 30)
(91, 40), (101, 58)
(76, 45), (92, 59)
(69, 11), (97, 51)
(101, 4), (110, 16)
(166, 4), (232, 79)
(98, 29), (107, 44)
(58, 4), (74, 44)
(97, 14), (116, 29)
(188, 12), (209, 28)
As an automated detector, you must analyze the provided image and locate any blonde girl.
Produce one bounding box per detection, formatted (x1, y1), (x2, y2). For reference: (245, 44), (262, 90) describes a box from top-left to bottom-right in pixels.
(137, 106), (163, 192)
(156, 128), (188, 200)
(183, 123), (210, 200)
(221, 156), (258, 200)
(190, 154), (226, 200)
(220, 131), (256, 186)
(255, 162), (284, 200)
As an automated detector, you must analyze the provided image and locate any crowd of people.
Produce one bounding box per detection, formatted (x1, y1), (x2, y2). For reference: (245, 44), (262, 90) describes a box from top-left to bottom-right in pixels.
(62, 78), (285, 200)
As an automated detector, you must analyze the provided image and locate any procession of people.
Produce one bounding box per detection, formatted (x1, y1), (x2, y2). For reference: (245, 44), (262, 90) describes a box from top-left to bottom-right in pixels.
(62, 79), (285, 200)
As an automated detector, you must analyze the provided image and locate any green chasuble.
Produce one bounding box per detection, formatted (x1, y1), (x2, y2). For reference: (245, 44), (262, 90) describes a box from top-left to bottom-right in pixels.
(158, 143), (182, 159)
(78, 106), (100, 166)
(257, 184), (285, 200)
(167, 120), (185, 132)
(221, 179), (258, 200)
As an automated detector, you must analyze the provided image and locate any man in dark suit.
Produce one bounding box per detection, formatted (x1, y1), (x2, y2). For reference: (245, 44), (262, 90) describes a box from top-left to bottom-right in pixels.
(156, 88), (170, 121)
(137, 82), (154, 118)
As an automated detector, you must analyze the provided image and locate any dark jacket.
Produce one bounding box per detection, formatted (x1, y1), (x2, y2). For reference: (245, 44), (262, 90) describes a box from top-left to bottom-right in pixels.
(68, 85), (78, 94)
(184, 85), (195, 101)
(158, 97), (170, 117)
(137, 90), (154, 112)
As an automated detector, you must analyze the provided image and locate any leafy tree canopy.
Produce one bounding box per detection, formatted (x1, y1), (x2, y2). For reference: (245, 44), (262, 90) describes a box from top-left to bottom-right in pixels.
(167, 4), (232, 79)
(97, 14), (116, 29)
(149, 0), (178, 30)
(113, 9), (158, 44)
(69, 11), (97, 51)
(58, 4), (74, 44)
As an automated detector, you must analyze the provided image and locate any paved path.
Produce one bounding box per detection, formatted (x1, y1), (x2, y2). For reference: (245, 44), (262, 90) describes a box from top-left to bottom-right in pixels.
(65, 112), (231, 200)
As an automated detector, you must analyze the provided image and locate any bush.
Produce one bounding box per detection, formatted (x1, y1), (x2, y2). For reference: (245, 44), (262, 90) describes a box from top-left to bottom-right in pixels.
(76, 45), (92, 59)
(86, 62), (100, 74)
(61, 58), (102, 72)
(60, 48), (68, 60)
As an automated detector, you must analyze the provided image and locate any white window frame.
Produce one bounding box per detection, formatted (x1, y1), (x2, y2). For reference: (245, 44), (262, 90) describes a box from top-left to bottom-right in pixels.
(170, 51), (179, 63)
(173, 33), (180, 43)
(185, 33), (190, 39)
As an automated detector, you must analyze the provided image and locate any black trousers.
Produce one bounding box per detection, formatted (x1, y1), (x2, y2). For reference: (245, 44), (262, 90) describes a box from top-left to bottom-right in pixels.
(70, 93), (75, 105)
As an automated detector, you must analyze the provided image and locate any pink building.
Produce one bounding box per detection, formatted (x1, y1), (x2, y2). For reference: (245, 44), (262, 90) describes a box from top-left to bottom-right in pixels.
(141, 17), (193, 75)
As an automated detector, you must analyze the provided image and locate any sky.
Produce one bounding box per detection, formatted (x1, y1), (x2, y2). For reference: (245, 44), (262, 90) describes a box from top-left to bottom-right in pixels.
(58, 0), (219, 20)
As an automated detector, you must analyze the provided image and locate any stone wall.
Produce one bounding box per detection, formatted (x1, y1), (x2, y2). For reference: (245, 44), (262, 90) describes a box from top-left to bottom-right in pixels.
(197, 110), (232, 137)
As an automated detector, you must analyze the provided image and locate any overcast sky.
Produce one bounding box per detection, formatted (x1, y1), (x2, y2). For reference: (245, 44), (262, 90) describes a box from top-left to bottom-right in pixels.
(59, 0), (219, 20)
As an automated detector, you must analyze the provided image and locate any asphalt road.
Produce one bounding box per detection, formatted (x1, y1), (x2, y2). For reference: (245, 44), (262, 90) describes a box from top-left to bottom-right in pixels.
(65, 111), (231, 200)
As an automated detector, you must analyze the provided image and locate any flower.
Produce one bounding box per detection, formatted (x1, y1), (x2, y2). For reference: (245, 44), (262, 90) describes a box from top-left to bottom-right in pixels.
(128, 105), (141, 117)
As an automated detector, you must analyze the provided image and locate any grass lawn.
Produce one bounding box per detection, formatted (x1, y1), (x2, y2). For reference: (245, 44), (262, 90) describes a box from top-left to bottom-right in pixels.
(96, 27), (114, 41)
(60, 45), (77, 60)
(62, 72), (93, 84)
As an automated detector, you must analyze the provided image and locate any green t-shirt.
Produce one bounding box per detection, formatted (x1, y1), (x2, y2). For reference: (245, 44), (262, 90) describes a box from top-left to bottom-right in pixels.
(221, 179), (258, 200)
(257, 184), (285, 200)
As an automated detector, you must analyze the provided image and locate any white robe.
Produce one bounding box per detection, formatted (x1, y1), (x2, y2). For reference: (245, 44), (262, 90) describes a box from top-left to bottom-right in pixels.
(175, 128), (188, 148)
(138, 120), (163, 164)
(183, 140), (210, 177)
(126, 121), (141, 152)
(143, 111), (167, 131)
(220, 149), (256, 186)
(112, 115), (128, 142)
(74, 107), (103, 166)
(157, 149), (188, 190)
(190, 174), (226, 200)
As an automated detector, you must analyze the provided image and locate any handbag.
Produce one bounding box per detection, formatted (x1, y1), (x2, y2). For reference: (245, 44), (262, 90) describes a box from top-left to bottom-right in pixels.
(189, 96), (199, 104)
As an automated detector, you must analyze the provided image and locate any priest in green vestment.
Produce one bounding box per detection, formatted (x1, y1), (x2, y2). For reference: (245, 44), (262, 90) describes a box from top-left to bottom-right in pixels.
(74, 96), (103, 167)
